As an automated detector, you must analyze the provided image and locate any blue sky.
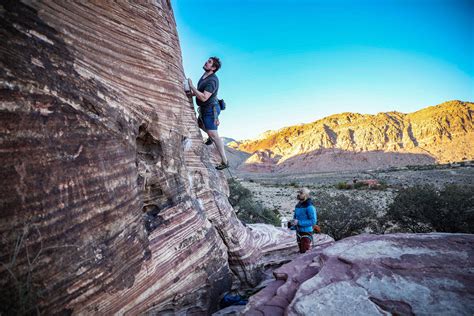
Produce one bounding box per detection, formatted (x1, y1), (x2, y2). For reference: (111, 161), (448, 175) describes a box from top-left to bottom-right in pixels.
(172, 0), (474, 140)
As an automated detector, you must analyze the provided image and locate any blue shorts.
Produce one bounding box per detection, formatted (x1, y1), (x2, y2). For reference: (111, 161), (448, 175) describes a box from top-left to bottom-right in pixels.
(199, 104), (220, 131)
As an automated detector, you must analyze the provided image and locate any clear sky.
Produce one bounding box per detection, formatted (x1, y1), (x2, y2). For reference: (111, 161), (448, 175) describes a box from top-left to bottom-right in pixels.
(171, 0), (474, 140)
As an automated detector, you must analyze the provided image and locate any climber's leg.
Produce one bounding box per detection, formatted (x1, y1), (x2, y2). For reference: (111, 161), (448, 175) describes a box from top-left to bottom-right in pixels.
(207, 129), (228, 166)
(200, 106), (228, 170)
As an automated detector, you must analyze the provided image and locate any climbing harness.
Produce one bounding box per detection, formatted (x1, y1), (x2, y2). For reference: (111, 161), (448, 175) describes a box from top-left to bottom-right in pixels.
(296, 232), (313, 242)
(296, 231), (314, 250)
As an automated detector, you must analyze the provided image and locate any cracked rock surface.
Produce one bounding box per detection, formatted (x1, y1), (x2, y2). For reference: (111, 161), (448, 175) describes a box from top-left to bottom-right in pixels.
(244, 233), (474, 315)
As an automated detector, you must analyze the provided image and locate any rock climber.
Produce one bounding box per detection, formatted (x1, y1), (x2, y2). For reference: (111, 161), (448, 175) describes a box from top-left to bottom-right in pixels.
(288, 187), (317, 253)
(186, 57), (229, 170)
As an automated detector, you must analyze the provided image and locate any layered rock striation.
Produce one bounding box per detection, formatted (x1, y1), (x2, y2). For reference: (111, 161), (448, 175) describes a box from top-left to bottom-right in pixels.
(244, 233), (474, 315)
(231, 100), (474, 173)
(0, 1), (295, 314)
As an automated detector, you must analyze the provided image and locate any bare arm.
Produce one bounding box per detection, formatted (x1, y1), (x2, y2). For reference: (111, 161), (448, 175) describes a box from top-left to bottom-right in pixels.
(188, 78), (212, 102)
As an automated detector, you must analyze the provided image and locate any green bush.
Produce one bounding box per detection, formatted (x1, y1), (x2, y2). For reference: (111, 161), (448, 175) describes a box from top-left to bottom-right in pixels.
(384, 184), (474, 233)
(315, 192), (378, 240)
(228, 179), (281, 226)
(335, 182), (351, 190)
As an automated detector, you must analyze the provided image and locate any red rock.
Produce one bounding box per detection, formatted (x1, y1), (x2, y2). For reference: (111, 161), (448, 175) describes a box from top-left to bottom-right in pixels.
(244, 235), (334, 315)
(244, 233), (474, 315)
(235, 101), (474, 173)
(0, 2), (296, 314)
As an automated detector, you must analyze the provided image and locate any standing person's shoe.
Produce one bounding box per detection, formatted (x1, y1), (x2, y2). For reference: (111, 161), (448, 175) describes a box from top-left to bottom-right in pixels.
(204, 138), (213, 145)
(215, 161), (229, 170)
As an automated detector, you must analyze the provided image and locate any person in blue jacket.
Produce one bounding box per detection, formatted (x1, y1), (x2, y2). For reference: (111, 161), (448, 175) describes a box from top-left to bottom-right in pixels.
(289, 187), (317, 253)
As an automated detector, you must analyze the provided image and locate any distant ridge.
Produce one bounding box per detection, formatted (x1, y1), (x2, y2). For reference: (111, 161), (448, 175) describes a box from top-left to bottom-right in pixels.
(221, 137), (237, 145)
(229, 100), (474, 173)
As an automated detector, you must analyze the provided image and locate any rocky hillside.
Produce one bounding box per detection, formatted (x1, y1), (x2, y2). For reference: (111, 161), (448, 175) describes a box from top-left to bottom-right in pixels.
(231, 101), (473, 173)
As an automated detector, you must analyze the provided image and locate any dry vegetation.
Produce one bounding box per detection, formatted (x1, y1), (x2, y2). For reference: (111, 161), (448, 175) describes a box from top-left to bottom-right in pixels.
(233, 166), (474, 240)
(228, 179), (281, 226)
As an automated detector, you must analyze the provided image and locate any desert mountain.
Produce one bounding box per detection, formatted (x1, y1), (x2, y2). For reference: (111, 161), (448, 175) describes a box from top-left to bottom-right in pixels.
(230, 100), (473, 173)
(222, 137), (237, 145)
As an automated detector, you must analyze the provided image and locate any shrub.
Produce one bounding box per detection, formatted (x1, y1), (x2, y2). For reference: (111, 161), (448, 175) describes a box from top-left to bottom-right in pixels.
(335, 182), (351, 190)
(315, 192), (378, 240)
(353, 182), (368, 189)
(336, 181), (388, 191)
(384, 184), (474, 233)
(0, 225), (76, 315)
(438, 185), (474, 232)
(368, 181), (388, 191)
(228, 179), (281, 226)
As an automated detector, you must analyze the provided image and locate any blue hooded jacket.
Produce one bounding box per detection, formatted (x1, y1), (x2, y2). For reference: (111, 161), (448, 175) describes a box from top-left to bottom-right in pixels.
(293, 198), (317, 233)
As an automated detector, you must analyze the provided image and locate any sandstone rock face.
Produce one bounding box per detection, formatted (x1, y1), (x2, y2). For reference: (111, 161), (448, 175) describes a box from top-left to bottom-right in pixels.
(245, 233), (474, 315)
(232, 101), (474, 173)
(244, 235), (335, 315)
(0, 2), (291, 314)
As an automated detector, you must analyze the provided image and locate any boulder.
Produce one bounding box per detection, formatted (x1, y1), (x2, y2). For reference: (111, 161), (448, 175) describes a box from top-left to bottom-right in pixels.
(245, 233), (474, 315)
(244, 234), (334, 315)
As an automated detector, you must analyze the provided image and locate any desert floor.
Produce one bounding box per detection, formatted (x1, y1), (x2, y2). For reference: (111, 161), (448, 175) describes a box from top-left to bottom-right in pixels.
(234, 165), (474, 220)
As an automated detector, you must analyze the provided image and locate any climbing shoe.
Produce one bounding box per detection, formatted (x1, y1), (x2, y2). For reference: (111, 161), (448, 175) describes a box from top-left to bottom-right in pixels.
(204, 138), (213, 145)
(215, 161), (229, 170)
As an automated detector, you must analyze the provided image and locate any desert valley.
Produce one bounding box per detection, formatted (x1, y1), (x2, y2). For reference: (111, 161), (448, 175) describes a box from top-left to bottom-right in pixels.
(222, 100), (473, 238)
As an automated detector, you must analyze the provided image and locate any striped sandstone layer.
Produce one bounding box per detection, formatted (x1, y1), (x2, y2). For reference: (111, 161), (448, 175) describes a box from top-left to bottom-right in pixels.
(0, 1), (295, 314)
